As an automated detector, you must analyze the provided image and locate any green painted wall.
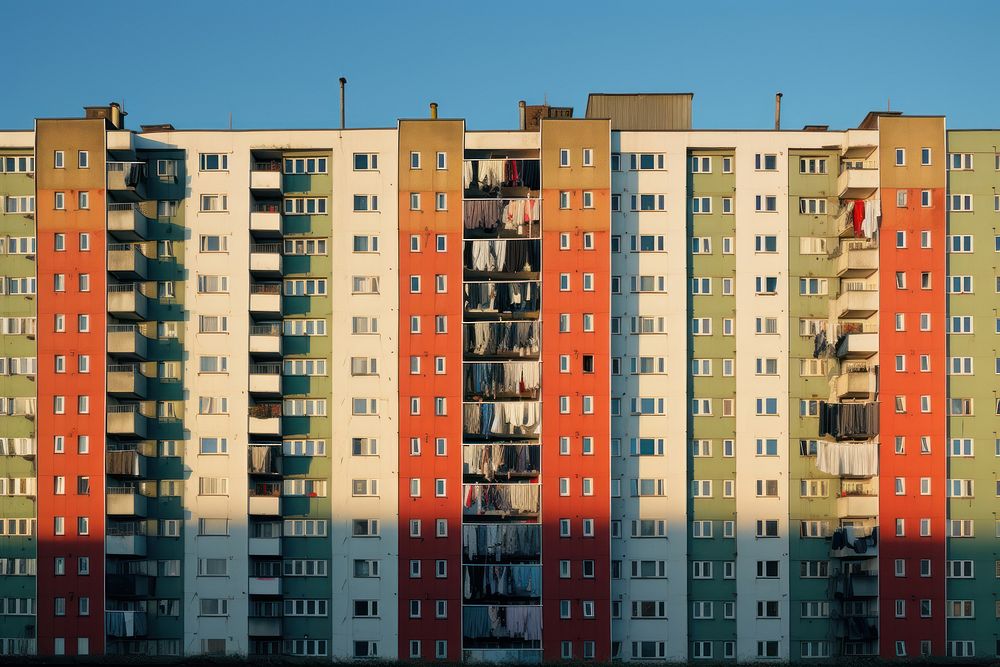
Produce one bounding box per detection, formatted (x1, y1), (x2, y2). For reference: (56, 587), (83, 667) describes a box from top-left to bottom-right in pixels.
(943, 131), (1000, 656)
(686, 150), (737, 651)
(0, 149), (37, 643)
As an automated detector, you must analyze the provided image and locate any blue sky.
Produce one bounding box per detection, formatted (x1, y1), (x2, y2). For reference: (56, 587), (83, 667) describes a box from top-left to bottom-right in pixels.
(5, 1), (998, 131)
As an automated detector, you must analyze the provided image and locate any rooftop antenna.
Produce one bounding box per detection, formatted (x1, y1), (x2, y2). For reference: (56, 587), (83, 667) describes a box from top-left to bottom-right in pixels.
(887, 97), (891, 111)
(229, 112), (233, 130)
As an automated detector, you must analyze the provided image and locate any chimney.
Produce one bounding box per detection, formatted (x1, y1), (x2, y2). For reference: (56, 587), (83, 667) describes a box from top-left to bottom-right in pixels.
(518, 100), (526, 130)
(339, 77), (347, 129)
(430, 102), (438, 120)
(109, 102), (126, 129)
(774, 92), (783, 130)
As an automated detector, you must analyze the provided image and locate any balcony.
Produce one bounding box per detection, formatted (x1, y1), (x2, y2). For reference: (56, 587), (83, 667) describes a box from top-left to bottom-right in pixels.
(250, 283), (282, 318)
(249, 363), (282, 396)
(835, 366), (877, 400)
(108, 283), (149, 320)
(107, 204), (149, 241)
(249, 617), (282, 637)
(108, 243), (149, 280)
(107, 488), (148, 517)
(107, 161), (148, 200)
(250, 323), (283, 356)
(106, 610), (148, 638)
(106, 449), (148, 478)
(837, 494), (879, 519)
(107, 404), (148, 438)
(250, 203), (282, 238)
(836, 331), (878, 360)
(249, 495), (281, 516)
(834, 241), (878, 278)
(108, 324), (150, 359)
(249, 537), (281, 557)
(106, 130), (134, 153)
(250, 243), (283, 277)
(835, 285), (878, 319)
(837, 161), (878, 199)
(250, 162), (283, 195)
(107, 573), (153, 598)
(106, 527), (147, 557)
(841, 130), (878, 160)
(249, 446), (282, 475)
(107, 364), (148, 398)
(463, 483), (540, 518)
(831, 526), (878, 559)
(249, 577), (281, 596)
(249, 404), (281, 436)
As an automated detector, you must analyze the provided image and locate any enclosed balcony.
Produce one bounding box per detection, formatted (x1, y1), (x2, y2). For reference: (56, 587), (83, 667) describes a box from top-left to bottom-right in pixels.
(107, 487), (148, 517)
(837, 160), (878, 199)
(835, 364), (877, 400)
(835, 283), (878, 319)
(250, 202), (282, 238)
(106, 522), (147, 556)
(107, 364), (148, 398)
(107, 404), (148, 438)
(107, 203), (150, 241)
(834, 240), (878, 278)
(249, 363), (282, 396)
(249, 323), (283, 357)
(250, 283), (282, 317)
(108, 324), (150, 359)
(107, 283), (149, 320)
(249, 403), (281, 436)
(106, 449), (148, 478)
(108, 243), (149, 280)
(250, 161), (283, 196)
(250, 243), (283, 277)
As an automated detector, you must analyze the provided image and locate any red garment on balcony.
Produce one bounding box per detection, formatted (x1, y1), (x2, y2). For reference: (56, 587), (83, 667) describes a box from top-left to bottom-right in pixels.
(852, 199), (865, 237)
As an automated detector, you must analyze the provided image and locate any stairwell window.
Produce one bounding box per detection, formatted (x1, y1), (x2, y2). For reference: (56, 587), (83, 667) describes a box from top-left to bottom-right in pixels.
(353, 194), (378, 212)
(755, 153), (778, 171)
(755, 195), (777, 212)
(54, 192), (65, 210)
(200, 194), (228, 212)
(895, 148), (906, 166)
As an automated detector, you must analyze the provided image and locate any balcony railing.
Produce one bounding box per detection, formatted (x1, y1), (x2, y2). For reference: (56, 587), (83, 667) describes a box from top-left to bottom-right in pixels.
(251, 283), (282, 295)
(250, 363), (281, 375)
(252, 161), (282, 172)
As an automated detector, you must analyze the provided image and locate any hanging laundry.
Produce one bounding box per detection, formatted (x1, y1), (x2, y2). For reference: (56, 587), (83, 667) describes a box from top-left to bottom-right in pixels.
(464, 322), (540, 358)
(814, 441), (879, 476)
(852, 199), (865, 237)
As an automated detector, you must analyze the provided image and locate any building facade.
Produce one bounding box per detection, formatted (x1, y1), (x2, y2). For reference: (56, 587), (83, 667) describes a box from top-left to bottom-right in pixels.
(0, 96), (997, 661)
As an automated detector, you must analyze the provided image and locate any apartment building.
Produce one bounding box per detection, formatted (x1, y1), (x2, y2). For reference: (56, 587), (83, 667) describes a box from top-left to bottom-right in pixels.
(0, 95), (997, 662)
